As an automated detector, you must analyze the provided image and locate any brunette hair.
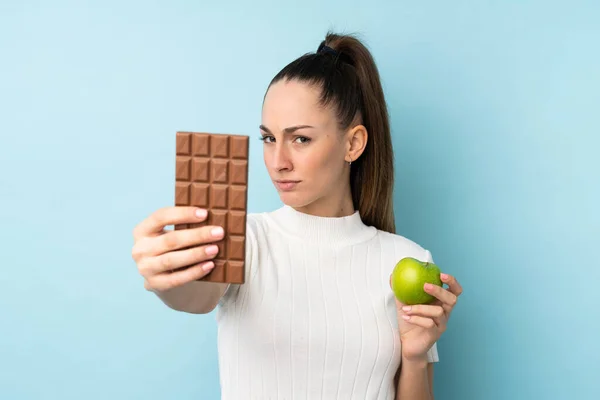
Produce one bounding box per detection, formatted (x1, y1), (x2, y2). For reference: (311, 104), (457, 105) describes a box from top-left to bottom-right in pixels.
(266, 31), (396, 233)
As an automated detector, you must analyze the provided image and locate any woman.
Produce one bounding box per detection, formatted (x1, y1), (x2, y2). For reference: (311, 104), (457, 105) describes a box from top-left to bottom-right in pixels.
(132, 32), (463, 400)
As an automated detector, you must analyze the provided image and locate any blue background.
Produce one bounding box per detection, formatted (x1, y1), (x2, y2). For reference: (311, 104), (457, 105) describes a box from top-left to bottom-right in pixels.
(1, 1), (598, 399)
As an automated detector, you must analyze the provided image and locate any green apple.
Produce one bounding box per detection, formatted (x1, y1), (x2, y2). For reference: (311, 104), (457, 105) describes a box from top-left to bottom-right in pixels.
(391, 257), (442, 305)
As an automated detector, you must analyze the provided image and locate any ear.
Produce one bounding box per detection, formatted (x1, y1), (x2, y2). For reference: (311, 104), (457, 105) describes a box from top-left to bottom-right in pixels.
(345, 124), (368, 163)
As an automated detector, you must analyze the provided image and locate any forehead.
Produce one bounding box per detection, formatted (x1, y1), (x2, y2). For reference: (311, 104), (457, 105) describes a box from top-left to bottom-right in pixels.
(262, 79), (333, 126)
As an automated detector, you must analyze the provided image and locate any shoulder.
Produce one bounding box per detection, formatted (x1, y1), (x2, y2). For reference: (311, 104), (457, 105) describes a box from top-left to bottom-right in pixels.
(245, 211), (268, 240)
(245, 209), (282, 240)
(375, 229), (435, 263)
(243, 211), (272, 258)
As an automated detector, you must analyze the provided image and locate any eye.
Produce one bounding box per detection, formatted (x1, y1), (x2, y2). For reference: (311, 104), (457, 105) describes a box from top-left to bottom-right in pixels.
(259, 135), (275, 143)
(294, 136), (311, 144)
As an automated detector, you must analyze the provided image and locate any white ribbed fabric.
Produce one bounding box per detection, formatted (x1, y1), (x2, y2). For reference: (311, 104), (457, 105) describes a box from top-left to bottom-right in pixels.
(215, 205), (439, 400)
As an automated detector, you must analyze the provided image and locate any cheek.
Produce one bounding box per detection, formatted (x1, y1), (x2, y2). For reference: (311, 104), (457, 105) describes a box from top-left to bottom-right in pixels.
(304, 145), (342, 178)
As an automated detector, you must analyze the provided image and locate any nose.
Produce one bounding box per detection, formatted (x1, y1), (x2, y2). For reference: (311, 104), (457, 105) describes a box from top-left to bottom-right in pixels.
(272, 143), (293, 172)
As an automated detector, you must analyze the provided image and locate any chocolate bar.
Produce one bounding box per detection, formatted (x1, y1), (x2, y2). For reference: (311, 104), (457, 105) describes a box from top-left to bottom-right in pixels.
(174, 131), (249, 284)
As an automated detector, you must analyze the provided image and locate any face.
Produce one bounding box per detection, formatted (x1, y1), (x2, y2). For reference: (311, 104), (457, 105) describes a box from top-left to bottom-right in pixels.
(260, 79), (356, 213)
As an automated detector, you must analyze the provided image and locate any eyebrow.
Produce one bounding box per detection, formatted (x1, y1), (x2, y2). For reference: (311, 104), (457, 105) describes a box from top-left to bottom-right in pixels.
(259, 124), (316, 135)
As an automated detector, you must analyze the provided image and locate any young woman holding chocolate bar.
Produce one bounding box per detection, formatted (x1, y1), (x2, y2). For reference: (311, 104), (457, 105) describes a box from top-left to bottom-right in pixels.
(132, 32), (463, 400)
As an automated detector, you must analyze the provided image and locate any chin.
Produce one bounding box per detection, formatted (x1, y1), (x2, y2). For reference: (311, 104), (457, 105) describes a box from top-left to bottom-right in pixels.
(278, 192), (314, 209)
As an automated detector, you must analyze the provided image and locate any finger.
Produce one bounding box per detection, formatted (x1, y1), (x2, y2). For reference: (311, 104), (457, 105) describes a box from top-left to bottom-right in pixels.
(145, 261), (215, 292)
(156, 224), (225, 254)
(440, 273), (463, 297)
(401, 314), (438, 329)
(135, 223), (224, 261)
(133, 206), (208, 240)
(143, 243), (221, 275)
(424, 283), (457, 311)
(401, 304), (445, 319)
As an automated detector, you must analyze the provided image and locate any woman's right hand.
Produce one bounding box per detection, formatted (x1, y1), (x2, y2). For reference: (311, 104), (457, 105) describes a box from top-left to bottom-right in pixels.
(131, 206), (224, 292)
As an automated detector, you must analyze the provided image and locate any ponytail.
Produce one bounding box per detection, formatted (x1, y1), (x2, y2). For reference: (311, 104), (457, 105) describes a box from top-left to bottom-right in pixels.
(268, 31), (396, 233)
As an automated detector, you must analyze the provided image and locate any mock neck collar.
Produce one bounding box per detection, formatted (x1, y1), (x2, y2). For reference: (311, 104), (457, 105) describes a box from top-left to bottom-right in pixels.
(264, 205), (377, 246)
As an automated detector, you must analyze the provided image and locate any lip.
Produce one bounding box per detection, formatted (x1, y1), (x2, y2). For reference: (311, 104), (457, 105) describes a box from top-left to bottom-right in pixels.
(274, 180), (301, 191)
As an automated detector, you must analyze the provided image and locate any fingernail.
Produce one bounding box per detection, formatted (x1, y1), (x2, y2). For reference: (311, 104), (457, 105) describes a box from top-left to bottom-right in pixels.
(205, 245), (218, 256)
(196, 209), (207, 219)
(202, 261), (215, 272)
(402, 315), (411, 320)
(424, 283), (433, 290)
(441, 273), (449, 280)
(211, 227), (224, 238)
(402, 306), (411, 312)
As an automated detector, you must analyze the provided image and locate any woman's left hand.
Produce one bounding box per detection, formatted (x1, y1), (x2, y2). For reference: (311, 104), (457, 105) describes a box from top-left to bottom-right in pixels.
(389, 273), (463, 362)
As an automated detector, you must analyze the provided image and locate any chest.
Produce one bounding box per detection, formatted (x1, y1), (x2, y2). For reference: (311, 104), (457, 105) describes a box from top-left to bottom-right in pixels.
(237, 235), (402, 360)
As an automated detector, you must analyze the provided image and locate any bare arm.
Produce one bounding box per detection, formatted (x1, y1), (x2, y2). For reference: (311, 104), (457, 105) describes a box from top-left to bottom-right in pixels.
(395, 357), (434, 400)
(152, 281), (229, 314)
(428, 363), (434, 397)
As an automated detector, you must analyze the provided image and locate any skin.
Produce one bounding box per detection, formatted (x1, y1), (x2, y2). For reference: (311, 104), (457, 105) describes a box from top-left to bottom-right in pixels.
(260, 79), (367, 218)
